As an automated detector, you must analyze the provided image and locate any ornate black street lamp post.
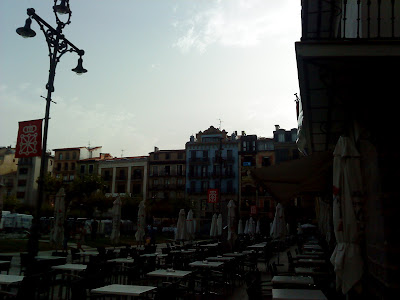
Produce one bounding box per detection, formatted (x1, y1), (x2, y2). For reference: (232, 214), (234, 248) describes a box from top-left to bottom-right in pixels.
(16, 0), (86, 257)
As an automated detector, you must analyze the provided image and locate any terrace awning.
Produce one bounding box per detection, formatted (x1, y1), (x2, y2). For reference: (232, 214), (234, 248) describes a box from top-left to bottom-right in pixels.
(251, 151), (332, 202)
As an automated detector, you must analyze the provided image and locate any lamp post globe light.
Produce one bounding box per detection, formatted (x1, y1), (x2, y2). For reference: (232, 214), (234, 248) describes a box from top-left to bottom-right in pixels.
(16, 0), (87, 257)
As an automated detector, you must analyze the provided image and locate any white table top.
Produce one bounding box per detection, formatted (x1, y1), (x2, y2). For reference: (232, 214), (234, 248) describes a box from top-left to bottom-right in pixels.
(295, 254), (320, 259)
(298, 259), (326, 264)
(294, 267), (329, 276)
(140, 253), (157, 257)
(223, 252), (246, 257)
(206, 256), (235, 262)
(91, 284), (157, 296)
(52, 264), (87, 272)
(272, 276), (314, 286)
(107, 258), (135, 264)
(272, 288), (327, 300)
(0, 274), (24, 285)
(189, 261), (224, 268)
(35, 255), (66, 260)
(303, 245), (322, 250)
(247, 243), (267, 249)
(200, 243), (219, 247)
(0, 260), (9, 265)
(147, 269), (192, 278)
(79, 251), (99, 256)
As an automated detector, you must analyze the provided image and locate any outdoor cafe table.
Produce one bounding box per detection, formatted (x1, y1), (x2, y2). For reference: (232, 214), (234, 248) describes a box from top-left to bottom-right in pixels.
(247, 242), (268, 250)
(108, 258), (135, 264)
(223, 252), (246, 257)
(271, 275), (314, 287)
(272, 288), (327, 300)
(52, 263), (87, 273)
(79, 251), (99, 263)
(91, 284), (157, 298)
(147, 269), (192, 279)
(200, 243), (219, 248)
(295, 254), (320, 259)
(0, 274), (24, 286)
(298, 259), (326, 266)
(189, 261), (224, 268)
(295, 267), (329, 277)
(206, 256), (235, 262)
(303, 245), (322, 251)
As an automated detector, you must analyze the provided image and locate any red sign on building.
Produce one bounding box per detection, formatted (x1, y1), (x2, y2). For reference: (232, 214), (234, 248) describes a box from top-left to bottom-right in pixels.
(207, 189), (219, 203)
(15, 119), (43, 158)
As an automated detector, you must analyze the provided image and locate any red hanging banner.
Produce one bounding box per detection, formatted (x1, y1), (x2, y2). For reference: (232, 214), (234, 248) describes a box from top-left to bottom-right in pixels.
(207, 189), (219, 203)
(15, 119), (43, 158)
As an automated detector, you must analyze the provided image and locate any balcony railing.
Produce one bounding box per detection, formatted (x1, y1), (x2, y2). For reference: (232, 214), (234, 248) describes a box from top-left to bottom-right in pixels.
(301, 0), (400, 41)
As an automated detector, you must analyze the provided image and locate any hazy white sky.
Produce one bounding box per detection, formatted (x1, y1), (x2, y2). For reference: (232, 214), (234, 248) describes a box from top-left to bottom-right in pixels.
(1, 0), (301, 157)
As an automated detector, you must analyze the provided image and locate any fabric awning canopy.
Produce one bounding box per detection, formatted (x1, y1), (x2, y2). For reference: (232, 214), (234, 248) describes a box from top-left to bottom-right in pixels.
(251, 151), (332, 202)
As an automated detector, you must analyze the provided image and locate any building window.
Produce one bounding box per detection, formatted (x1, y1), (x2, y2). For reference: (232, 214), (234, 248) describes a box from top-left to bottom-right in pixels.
(71, 163), (75, 171)
(18, 179), (27, 187)
(19, 168), (28, 175)
(63, 175), (68, 182)
(262, 156), (271, 167)
(190, 150), (196, 159)
(201, 181), (208, 192)
(178, 152), (183, 159)
(165, 166), (170, 175)
(165, 153), (170, 160)
(104, 170), (111, 181)
(117, 184), (126, 193)
(133, 169), (142, 179)
(278, 133), (285, 142)
(88, 165), (94, 174)
(59, 153), (63, 160)
(177, 165), (183, 176)
(242, 141), (247, 151)
(154, 153), (159, 160)
(227, 150), (232, 158)
(72, 152), (77, 159)
(57, 163), (61, 171)
(66, 152), (70, 160)
(69, 175), (74, 181)
(64, 163), (68, 171)
(80, 165), (86, 174)
(203, 150), (208, 158)
(152, 166), (158, 176)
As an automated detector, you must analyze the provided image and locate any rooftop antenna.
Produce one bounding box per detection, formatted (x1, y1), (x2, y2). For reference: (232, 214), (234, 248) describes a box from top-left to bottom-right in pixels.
(88, 141), (91, 148)
(218, 118), (223, 130)
(121, 149), (124, 157)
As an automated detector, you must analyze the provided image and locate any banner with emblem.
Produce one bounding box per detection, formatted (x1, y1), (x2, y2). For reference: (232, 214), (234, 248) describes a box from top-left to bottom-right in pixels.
(15, 119), (43, 158)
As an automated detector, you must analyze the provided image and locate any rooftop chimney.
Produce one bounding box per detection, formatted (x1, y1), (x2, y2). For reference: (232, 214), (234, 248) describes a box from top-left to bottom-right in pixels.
(275, 125), (280, 131)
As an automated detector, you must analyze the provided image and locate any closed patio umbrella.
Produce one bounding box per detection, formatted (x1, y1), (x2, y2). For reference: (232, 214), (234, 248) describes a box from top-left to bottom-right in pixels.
(238, 219), (243, 235)
(330, 136), (363, 294)
(176, 209), (187, 241)
(135, 200), (146, 243)
(270, 203), (287, 240)
(217, 213), (223, 236)
(227, 200), (236, 240)
(248, 217), (255, 236)
(256, 219), (260, 234)
(50, 188), (65, 249)
(210, 213), (218, 237)
(110, 196), (121, 245)
(244, 219), (249, 235)
(186, 209), (194, 240)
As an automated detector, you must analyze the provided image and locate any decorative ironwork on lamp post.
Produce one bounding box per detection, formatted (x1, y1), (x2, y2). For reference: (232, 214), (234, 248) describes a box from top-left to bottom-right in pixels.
(16, 0), (86, 257)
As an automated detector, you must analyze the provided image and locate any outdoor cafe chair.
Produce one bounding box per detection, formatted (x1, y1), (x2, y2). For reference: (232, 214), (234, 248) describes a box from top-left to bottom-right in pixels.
(0, 273), (39, 300)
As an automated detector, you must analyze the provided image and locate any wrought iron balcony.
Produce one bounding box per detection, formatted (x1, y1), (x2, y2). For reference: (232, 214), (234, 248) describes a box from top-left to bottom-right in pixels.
(301, 0), (400, 41)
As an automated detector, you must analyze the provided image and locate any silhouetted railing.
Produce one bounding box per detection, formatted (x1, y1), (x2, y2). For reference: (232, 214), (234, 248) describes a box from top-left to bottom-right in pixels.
(301, 0), (400, 40)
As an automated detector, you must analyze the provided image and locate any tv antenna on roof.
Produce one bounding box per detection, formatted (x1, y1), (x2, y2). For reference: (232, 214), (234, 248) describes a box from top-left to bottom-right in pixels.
(121, 149), (124, 157)
(218, 118), (223, 130)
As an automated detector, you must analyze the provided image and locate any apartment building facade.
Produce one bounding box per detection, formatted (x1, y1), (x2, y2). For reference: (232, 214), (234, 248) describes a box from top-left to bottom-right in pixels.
(15, 154), (53, 207)
(186, 126), (239, 220)
(147, 148), (186, 217)
(98, 156), (148, 201)
(53, 146), (102, 182)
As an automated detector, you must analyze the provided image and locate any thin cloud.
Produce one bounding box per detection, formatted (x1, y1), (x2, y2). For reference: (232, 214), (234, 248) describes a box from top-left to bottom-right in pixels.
(173, 0), (295, 53)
